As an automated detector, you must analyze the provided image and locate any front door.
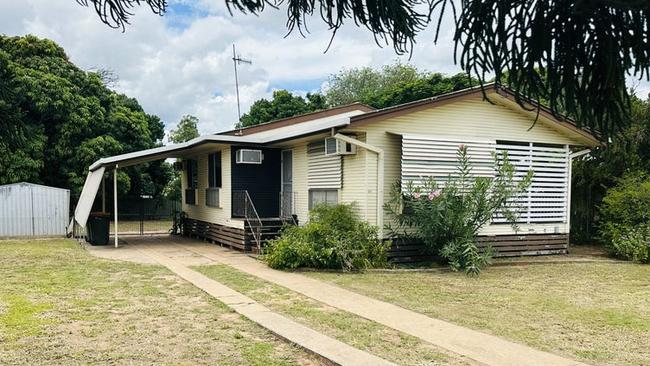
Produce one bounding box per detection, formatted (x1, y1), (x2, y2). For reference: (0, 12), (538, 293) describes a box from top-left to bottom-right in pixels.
(281, 150), (293, 217)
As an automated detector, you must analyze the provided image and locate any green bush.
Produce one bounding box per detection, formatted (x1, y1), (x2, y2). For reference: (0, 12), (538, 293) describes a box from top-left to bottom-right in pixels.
(386, 145), (532, 275)
(263, 204), (387, 271)
(610, 224), (650, 263)
(599, 173), (650, 262)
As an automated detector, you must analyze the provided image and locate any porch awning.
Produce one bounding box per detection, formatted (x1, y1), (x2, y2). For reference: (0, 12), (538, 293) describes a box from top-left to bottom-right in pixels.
(72, 166), (105, 229)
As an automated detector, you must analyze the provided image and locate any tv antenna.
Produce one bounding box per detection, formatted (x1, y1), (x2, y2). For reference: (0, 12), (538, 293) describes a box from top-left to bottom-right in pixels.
(232, 44), (252, 131)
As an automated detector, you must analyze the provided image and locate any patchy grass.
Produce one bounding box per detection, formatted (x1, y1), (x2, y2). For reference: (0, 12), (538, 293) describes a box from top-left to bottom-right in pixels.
(0, 239), (322, 366)
(306, 261), (650, 366)
(194, 264), (474, 366)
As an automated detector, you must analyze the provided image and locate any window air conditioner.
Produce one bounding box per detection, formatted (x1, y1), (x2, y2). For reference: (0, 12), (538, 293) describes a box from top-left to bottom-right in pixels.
(324, 137), (356, 156)
(236, 149), (264, 164)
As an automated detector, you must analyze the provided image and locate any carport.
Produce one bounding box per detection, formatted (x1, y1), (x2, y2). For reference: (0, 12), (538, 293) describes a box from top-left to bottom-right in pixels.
(70, 113), (354, 247)
(71, 134), (259, 247)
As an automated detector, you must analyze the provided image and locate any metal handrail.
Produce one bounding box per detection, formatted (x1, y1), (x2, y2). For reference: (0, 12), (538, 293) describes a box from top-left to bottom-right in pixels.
(234, 190), (263, 251)
(279, 191), (298, 225)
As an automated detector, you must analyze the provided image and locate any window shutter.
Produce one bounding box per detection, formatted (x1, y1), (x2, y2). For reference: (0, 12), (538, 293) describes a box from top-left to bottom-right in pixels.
(401, 135), (495, 190)
(308, 141), (341, 189)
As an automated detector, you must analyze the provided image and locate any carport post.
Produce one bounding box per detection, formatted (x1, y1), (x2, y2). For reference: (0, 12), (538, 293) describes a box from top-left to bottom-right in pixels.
(114, 165), (119, 248)
(102, 176), (106, 213)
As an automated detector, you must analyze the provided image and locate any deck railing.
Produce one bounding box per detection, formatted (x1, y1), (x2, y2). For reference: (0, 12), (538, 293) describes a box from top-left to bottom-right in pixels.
(232, 190), (263, 251)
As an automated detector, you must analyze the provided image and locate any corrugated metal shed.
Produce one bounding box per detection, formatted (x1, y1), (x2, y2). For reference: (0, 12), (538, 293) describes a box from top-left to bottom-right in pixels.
(0, 182), (70, 237)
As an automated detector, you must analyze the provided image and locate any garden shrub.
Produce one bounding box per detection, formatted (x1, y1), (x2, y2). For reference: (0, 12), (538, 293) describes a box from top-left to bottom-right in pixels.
(386, 145), (532, 275)
(263, 204), (387, 271)
(599, 173), (650, 262)
(610, 224), (650, 263)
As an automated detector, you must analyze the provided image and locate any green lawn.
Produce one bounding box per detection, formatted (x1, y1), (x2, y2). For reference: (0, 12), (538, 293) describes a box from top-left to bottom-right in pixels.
(306, 260), (650, 366)
(194, 264), (472, 366)
(0, 239), (321, 365)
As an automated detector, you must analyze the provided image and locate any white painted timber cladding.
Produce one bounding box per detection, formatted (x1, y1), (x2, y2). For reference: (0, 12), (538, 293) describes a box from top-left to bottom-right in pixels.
(181, 147), (244, 229)
(401, 135), (495, 189)
(495, 142), (569, 224)
(307, 141), (342, 189)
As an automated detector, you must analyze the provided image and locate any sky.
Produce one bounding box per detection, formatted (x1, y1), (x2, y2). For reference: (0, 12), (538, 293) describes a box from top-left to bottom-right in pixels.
(1, 0), (649, 137)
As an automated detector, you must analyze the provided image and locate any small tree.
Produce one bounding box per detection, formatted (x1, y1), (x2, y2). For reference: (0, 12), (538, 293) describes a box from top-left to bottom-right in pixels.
(386, 145), (532, 275)
(169, 115), (200, 144)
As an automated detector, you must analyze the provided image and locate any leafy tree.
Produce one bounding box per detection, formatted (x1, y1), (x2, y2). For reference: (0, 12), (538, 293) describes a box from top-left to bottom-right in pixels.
(0, 35), (170, 195)
(239, 90), (327, 128)
(326, 63), (474, 109)
(78, 0), (649, 138)
(169, 114), (200, 144)
(571, 94), (650, 243)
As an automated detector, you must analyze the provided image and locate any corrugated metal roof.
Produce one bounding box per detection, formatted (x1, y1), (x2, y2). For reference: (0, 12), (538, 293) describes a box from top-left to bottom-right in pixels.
(88, 112), (357, 171)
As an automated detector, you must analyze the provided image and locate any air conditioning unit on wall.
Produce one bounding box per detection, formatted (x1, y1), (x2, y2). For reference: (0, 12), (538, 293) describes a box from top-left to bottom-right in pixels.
(236, 149), (264, 164)
(324, 137), (356, 156)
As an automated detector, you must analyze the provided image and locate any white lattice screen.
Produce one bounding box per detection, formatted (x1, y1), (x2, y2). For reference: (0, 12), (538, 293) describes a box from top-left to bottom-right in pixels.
(400, 135), (570, 224)
(401, 135), (495, 189)
(495, 141), (569, 224)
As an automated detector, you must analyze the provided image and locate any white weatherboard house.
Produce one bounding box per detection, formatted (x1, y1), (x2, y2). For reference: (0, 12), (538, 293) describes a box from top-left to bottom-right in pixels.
(72, 85), (600, 259)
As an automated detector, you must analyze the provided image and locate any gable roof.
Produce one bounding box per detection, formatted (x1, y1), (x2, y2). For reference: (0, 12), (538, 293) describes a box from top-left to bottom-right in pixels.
(348, 84), (601, 146)
(218, 102), (374, 136)
(90, 85), (601, 172)
(221, 85), (600, 146)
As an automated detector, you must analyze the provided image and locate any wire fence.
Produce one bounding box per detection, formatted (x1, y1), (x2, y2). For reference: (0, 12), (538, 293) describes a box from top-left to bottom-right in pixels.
(71, 193), (180, 235)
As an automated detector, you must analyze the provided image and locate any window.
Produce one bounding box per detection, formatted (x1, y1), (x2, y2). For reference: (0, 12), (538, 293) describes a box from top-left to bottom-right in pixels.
(208, 152), (221, 188)
(185, 159), (198, 205)
(206, 152), (221, 207)
(186, 159), (198, 188)
(309, 189), (338, 209)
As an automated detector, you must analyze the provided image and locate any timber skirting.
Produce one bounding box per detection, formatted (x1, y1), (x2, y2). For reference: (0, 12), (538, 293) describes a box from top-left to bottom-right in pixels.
(388, 233), (569, 263)
(182, 218), (250, 251)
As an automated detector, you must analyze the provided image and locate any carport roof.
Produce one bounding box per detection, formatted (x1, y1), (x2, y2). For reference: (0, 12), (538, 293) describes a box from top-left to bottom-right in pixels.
(88, 112), (360, 171)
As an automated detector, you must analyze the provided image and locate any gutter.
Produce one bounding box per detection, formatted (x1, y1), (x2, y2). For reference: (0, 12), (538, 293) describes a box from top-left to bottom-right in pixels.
(333, 133), (385, 238)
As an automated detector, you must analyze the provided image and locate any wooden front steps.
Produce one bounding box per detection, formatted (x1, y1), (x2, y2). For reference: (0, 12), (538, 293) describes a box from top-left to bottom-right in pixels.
(245, 217), (297, 253)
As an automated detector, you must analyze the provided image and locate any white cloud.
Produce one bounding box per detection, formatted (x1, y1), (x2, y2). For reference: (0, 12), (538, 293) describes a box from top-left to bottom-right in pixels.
(3, 0), (457, 134)
(2, 0), (647, 137)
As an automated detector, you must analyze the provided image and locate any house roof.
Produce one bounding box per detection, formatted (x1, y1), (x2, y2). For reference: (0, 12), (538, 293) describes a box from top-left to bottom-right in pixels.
(219, 102), (374, 136)
(89, 84), (601, 172)
(88, 110), (360, 171)
(348, 84), (601, 146)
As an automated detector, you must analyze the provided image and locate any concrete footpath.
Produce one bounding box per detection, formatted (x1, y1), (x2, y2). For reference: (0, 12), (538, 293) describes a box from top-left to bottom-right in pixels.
(180, 242), (588, 366)
(137, 245), (396, 366)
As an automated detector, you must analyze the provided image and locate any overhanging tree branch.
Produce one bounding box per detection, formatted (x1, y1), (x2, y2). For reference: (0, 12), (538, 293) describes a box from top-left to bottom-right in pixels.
(76, 0), (650, 139)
